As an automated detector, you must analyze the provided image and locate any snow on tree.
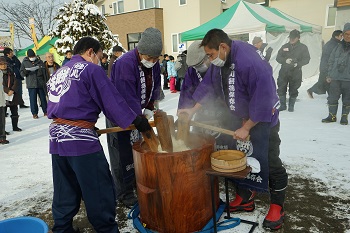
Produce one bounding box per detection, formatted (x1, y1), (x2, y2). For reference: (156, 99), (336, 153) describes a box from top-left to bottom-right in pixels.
(49, 0), (119, 55)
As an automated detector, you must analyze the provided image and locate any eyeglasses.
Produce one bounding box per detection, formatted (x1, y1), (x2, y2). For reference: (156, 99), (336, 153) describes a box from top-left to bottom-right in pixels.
(344, 32), (350, 37)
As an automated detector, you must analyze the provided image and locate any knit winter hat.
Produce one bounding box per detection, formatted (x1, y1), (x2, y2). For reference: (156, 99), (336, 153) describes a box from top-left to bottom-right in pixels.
(27, 49), (36, 57)
(137, 27), (163, 57)
(343, 23), (350, 33)
(186, 41), (206, 67)
(252, 36), (263, 45)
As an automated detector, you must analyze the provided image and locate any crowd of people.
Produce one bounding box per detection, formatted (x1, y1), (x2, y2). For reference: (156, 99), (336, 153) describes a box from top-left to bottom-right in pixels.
(1, 23), (349, 232)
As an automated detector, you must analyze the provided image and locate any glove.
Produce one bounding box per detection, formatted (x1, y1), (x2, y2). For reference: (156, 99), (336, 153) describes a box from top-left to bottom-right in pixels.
(133, 116), (152, 132)
(286, 58), (293, 64)
(293, 63), (298, 68)
(247, 157), (261, 173)
(143, 108), (154, 120)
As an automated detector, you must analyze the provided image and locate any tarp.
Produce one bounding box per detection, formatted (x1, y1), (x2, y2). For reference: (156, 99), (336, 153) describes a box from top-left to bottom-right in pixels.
(16, 36), (64, 65)
(180, 0), (322, 79)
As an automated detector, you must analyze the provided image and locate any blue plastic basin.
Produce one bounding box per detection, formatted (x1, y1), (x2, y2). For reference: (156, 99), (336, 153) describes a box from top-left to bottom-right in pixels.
(0, 216), (48, 233)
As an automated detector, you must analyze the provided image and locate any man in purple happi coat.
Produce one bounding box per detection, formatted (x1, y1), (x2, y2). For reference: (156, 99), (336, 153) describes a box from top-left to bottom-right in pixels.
(47, 37), (151, 233)
(178, 29), (288, 231)
(107, 27), (162, 207)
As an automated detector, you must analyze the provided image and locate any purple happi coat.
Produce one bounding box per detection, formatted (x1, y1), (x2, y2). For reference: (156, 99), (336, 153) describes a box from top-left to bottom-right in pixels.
(47, 55), (137, 156)
(193, 40), (280, 192)
(110, 48), (161, 115)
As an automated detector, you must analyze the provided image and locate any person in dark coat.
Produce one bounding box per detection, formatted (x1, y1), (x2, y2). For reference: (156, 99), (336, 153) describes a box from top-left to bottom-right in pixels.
(3, 47), (28, 108)
(307, 30), (343, 98)
(107, 27), (162, 208)
(101, 53), (109, 75)
(276, 29), (310, 112)
(175, 51), (188, 91)
(161, 54), (169, 89)
(20, 49), (47, 119)
(322, 23), (350, 125)
(0, 57), (22, 132)
(61, 50), (72, 66)
(252, 36), (273, 62)
(108, 45), (123, 77)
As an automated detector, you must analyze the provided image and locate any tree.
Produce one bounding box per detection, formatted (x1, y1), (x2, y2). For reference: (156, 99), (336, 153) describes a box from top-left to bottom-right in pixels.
(49, 0), (118, 55)
(0, 0), (64, 48)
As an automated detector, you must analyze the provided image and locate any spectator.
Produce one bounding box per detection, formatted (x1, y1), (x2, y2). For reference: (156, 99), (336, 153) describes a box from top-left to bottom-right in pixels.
(108, 45), (123, 77)
(3, 47), (28, 108)
(1, 57), (22, 132)
(101, 53), (109, 75)
(178, 29), (288, 230)
(276, 29), (310, 112)
(20, 49), (47, 119)
(322, 23), (350, 125)
(161, 54), (169, 89)
(47, 36), (150, 233)
(107, 27), (162, 207)
(44, 52), (60, 83)
(252, 36), (273, 62)
(167, 55), (177, 93)
(61, 50), (72, 66)
(0, 61), (9, 144)
(175, 50), (188, 91)
(307, 30), (343, 98)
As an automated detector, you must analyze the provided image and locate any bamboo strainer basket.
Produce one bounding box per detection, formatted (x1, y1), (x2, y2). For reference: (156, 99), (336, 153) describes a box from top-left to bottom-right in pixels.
(211, 150), (247, 173)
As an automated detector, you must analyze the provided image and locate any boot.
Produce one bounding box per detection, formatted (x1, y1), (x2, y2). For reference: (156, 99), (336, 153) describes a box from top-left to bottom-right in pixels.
(322, 104), (338, 123)
(229, 188), (256, 212)
(278, 95), (287, 111)
(263, 204), (285, 230)
(288, 97), (297, 112)
(11, 116), (22, 131)
(340, 105), (350, 125)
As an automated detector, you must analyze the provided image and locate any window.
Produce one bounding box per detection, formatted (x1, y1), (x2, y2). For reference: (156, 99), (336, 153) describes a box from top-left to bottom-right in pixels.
(180, 0), (187, 6)
(128, 32), (142, 50)
(326, 5), (336, 27)
(101, 5), (105, 15)
(113, 0), (124, 14)
(172, 33), (187, 53)
(139, 0), (160, 10)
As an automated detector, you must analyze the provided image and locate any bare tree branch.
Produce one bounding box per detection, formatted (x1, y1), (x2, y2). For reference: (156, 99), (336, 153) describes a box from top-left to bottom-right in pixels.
(0, 0), (64, 47)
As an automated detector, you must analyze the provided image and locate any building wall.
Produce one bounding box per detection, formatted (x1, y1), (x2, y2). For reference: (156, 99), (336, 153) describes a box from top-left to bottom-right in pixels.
(335, 6), (350, 29)
(269, 0), (335, 41)
(105, 8), (164, 52)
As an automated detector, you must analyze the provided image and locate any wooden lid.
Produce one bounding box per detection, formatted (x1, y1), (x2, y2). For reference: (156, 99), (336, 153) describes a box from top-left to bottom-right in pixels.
(211, 150), (247, 173)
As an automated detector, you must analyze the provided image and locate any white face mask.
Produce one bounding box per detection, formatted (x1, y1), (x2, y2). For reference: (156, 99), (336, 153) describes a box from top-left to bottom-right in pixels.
(194, 63), (208, 73)
(90, 52), (101, 66)
(141, 59), (155, 68)
(29, 57), (36, 62)
(211, 46), (226, 67)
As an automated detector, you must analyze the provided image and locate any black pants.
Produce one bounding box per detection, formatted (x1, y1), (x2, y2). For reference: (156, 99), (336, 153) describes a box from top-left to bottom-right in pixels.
(327, 80), (350, 106)
(51, 151), (119, 233)
(309, 72), (329, 95)
(6, 105), (19, 117)
(106, 119), (137, 201)
(277, 74), (302, 98)
(0, 107), (5, 140)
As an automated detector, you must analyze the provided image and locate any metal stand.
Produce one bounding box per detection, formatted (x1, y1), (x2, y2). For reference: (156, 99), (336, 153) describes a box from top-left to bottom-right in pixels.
(206, 167), (259, 233)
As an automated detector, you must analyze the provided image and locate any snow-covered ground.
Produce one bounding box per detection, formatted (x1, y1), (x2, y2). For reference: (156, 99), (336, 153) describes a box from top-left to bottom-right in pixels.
(0, 74), (349, 232)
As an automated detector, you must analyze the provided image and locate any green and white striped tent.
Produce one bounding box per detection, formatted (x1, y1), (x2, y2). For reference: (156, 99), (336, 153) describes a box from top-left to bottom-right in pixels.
(181, 0), (321, 41)
(181, 0), (322, 79)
